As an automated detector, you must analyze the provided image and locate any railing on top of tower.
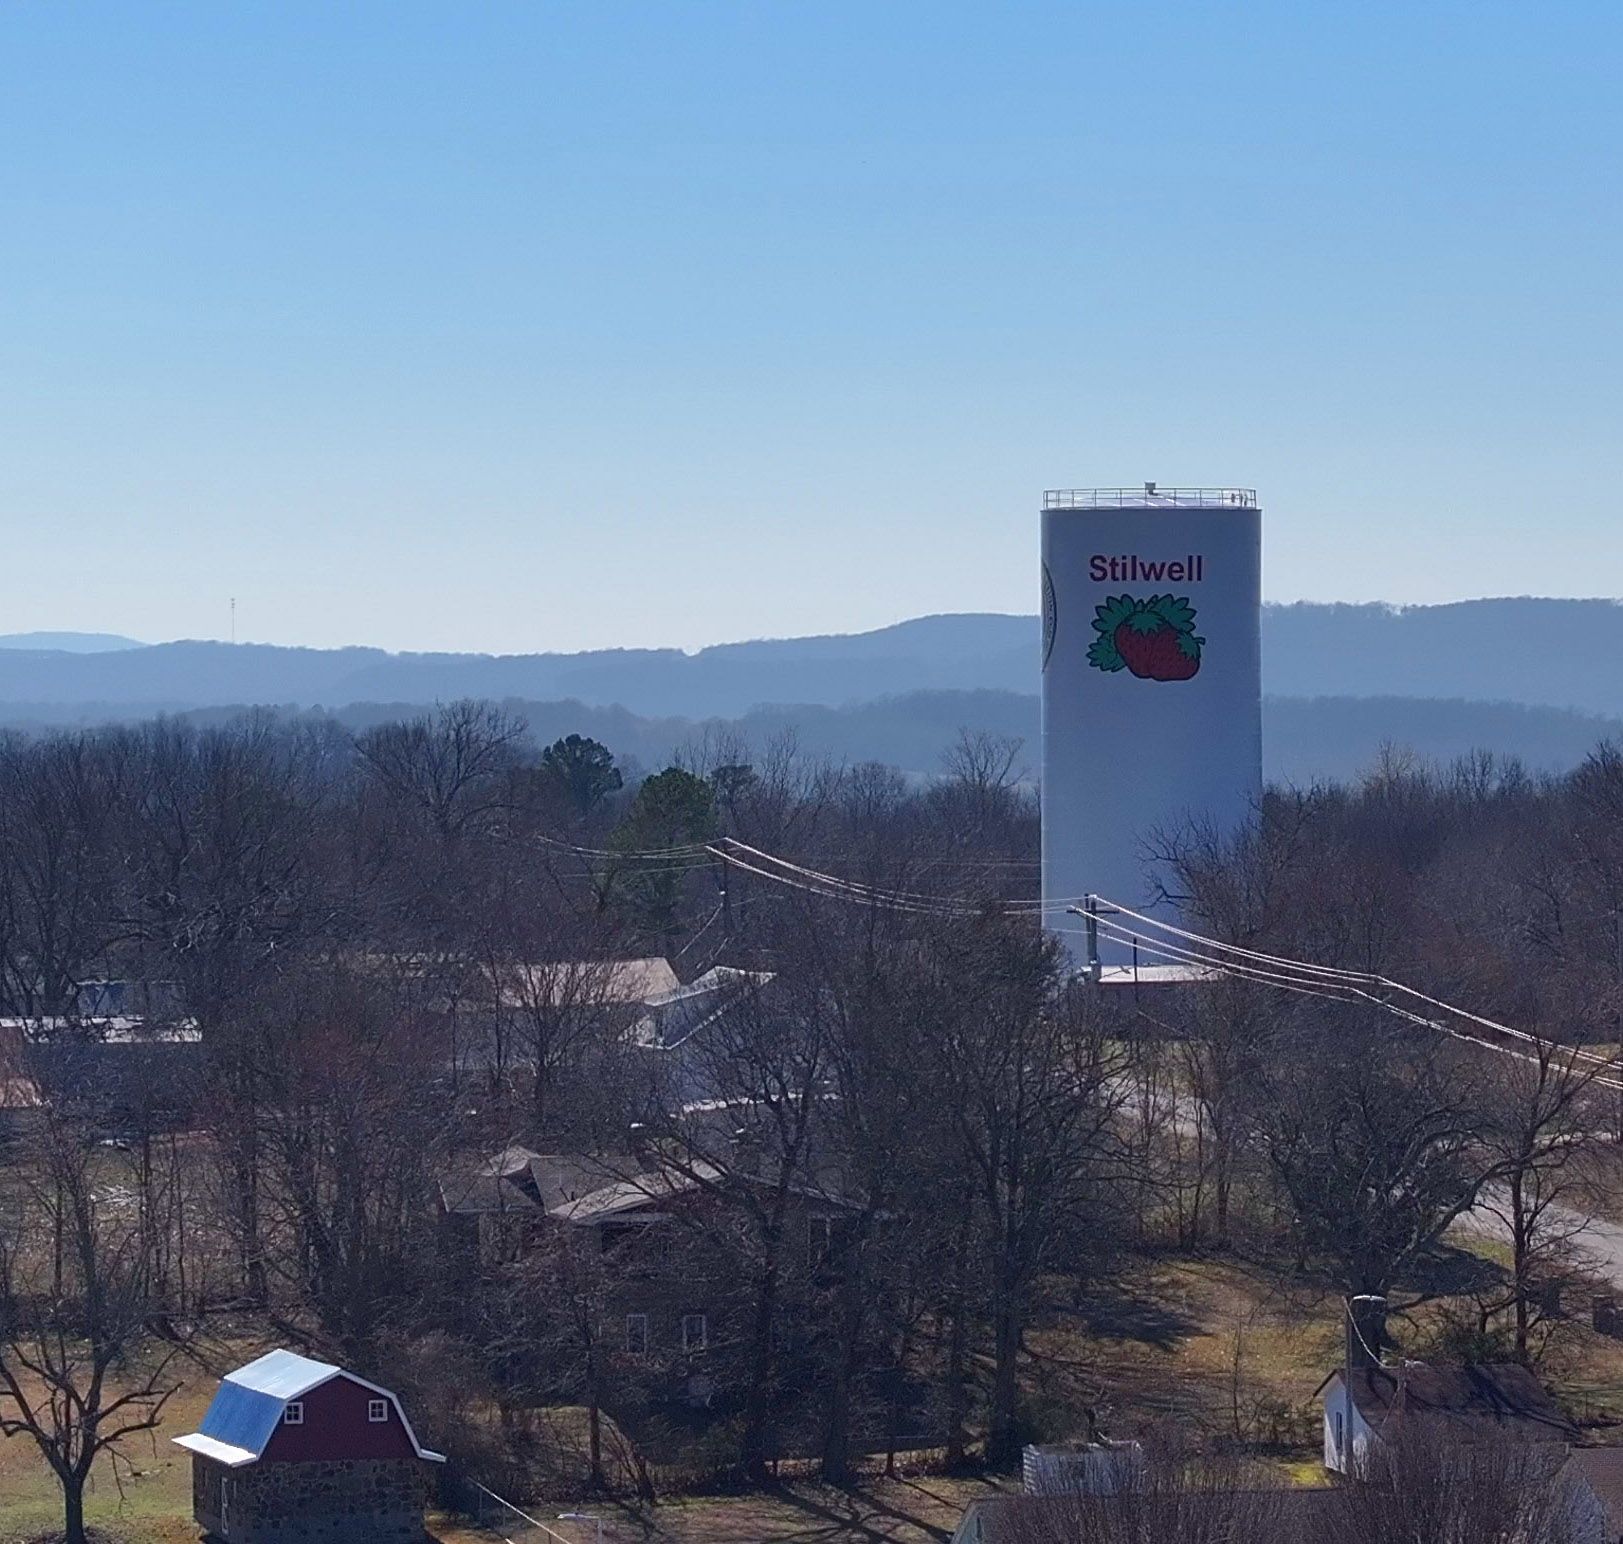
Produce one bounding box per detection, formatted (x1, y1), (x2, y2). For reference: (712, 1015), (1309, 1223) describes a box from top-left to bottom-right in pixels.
(1043, 486), (1258, 510)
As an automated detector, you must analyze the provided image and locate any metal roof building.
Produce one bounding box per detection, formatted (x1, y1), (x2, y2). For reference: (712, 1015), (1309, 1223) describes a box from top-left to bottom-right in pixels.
(174, 1348), (443, 1469)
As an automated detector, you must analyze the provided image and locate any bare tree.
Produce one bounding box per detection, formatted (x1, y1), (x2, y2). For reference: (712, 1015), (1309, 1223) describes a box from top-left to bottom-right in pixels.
(484, 1225), (623, 1492)
(1326, 1418), (1584, 1544)
(354, 700), (527, 845)
(927, 917), (1133, 1468)
(0, 1112), (187, 1544)
(1472, 1035), (1606, 1362)
(935, 729), (1028, 851)
(126, 715), (333, 1304)
(0, 731), (131, 1018)
(478, 945), (629, 1137)
(997, 1441), (1294, 1544)
(1255, 1005), (1489, 1321)
(632, 967), (829, 1481)
(246, 965), (453, 1362)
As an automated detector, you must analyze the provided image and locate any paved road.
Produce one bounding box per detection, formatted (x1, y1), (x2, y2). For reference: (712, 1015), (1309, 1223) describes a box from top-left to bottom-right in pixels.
(1464, 1189), (1623, 1290)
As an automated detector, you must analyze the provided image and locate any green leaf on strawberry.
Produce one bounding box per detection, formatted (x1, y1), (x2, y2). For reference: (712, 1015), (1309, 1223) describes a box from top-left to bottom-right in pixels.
(1087, 635), (1126, 671)
(1176, 631), (1203, 660)
(1092, 594), (1138, 636)
(1145, 594), (1198, 634)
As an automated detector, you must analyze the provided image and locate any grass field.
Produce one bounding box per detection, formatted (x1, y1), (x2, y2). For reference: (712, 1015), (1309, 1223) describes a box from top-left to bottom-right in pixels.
(0, 1329), (995, 1544)
(8, 1242), (1623, 1543)
(0, 1360), (207, 1544)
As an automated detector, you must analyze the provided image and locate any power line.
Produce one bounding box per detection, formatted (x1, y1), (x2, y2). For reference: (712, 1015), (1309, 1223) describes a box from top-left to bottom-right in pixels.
(1096, 898), (1622, 1073)
(1073, 917), (1623, 1090)
(530, 818), (1620, 1087)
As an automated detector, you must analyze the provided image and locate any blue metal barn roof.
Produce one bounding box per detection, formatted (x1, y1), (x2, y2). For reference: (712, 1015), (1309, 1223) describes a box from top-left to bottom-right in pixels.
(194, 1350), (340, 1459)
(177, 1346), (445, 1466)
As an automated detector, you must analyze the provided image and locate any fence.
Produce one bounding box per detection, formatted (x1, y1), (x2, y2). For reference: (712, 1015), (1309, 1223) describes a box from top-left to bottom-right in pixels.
(1560, 1384), (1623, 1429)
(456, 1478), (606, 1544)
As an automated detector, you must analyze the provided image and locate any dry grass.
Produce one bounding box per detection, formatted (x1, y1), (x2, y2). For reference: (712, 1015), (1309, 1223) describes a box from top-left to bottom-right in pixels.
(17, 1242), (1623, 1543)
(1024, 1254), (1341, 1451)
(0, 1330), (290, 1544)
(428, 1476), (1006, 1544)
(1027, 1238), (1623, 1459)
(0, 1368), (208, 1544)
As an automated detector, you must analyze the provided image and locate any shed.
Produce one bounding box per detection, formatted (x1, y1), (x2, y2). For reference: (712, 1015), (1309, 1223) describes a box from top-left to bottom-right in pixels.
(1317, 1362), (1579, 1475)
(1021, 1440), (1143, 1495)
(173, 1348), (443, 1543)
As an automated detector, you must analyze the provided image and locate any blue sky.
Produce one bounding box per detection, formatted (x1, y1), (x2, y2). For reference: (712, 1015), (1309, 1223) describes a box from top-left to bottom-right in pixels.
(3, 1), (1620, 653)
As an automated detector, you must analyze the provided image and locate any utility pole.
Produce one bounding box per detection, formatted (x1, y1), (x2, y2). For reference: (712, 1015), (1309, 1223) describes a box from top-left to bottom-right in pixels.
(230, 597), (236, 645)
(1614, 906), (1622, 1143)
(1065, 896), (1123, 986)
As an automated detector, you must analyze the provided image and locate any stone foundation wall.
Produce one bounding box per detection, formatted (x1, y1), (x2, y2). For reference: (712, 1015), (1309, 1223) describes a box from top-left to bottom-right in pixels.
(217, 1459), (426, 1544)
(193, 1457), (225, 1536)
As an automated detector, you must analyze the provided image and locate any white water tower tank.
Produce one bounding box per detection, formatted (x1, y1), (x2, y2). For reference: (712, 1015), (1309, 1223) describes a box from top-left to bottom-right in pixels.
(1041, 486), (1262, 970)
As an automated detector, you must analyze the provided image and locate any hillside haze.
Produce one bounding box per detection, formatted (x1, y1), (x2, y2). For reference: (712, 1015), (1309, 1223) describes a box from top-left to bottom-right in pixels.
(3, 599), (1622, 782)
(0, 631), (145, 653)
(5, 599), (1623, 717)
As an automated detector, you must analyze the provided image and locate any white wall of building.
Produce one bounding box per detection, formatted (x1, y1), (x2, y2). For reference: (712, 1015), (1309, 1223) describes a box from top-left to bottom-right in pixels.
(1320, 1372), (1376, 1475)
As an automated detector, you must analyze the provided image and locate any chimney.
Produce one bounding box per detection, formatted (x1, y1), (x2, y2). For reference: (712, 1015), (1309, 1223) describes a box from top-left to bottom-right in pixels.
(1346, 1294), (1387, 1374)
(730, 1126), (762, 1177)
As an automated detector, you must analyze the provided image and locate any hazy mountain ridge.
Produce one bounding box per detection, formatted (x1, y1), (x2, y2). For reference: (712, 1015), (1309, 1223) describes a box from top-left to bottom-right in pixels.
(0, 631), (145, 653)
(5, 598), (1623, 719)
(0, 620), (1031, 718)
(3, 600), (1623, 778)
(1261, 598), (1623, 713)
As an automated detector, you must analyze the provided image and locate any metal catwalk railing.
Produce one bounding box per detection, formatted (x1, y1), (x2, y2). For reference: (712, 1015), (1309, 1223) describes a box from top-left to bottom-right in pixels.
(1043, 486), (1257, 509)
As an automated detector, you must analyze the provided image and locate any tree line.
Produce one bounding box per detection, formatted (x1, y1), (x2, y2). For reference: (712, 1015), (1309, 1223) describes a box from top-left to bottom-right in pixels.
(1, 711), (1622, 1540)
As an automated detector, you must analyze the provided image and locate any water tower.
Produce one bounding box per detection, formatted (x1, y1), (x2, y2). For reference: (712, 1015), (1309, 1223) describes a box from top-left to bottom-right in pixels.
(1041, 485), (1262, 973)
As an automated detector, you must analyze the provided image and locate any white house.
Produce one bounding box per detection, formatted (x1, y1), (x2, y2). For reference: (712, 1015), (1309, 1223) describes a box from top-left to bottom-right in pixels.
(1318, 1367), (1379, 1475)
(1317, 1362), (1579, 1476)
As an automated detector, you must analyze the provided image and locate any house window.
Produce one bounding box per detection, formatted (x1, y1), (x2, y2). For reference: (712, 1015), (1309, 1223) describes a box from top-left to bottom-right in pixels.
(682, 1313), (707, 1353)
(368, 1399), (389, 1424)
(625, 1313), (649, 1356)
(282, 1401), (304, 1426)
(1333, 1410), (1345, 1458)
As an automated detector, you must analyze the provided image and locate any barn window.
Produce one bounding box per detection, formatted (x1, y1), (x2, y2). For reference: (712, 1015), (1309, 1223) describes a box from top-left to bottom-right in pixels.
(283, 1401), (304, 1426)
(682, 1314), (707, 1353)
(625, 1313), (649, 1356)
(368, 1399), (389, 1423)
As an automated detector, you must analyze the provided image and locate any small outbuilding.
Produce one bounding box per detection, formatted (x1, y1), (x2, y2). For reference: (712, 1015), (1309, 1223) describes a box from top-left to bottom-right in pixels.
(1317, 1362), (1579, 1475)
(173, 1348), (443, 1543)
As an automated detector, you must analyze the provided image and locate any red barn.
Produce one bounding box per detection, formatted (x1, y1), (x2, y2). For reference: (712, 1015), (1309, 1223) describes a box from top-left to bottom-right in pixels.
(174, 1348), (443, 1542)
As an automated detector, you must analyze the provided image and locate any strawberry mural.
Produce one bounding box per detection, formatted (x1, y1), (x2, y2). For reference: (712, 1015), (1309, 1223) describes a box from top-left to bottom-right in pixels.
(1087, 593), (1204, 681)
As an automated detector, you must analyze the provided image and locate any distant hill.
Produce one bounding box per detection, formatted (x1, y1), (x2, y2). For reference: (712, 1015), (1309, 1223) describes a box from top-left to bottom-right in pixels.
(1, 599), (1622, 718)
(0, 631), (145, 653)
(0, 615), (1032, 719)
(1261, 599), (1623, 715)
(3, 599), (1623, 777)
